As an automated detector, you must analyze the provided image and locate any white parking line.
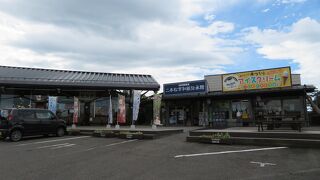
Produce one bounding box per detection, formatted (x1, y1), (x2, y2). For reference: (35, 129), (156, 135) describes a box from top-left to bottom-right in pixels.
(174, 147), (288, 158)
(15, 136), (90, 146)
(103, 139), (138, 147)
(37, 143), (70, 149)
(52, 139), (139, 157)
(83, 139), (139, 151)
(250, 161), (276, 167)
(51, 144), (76, 149)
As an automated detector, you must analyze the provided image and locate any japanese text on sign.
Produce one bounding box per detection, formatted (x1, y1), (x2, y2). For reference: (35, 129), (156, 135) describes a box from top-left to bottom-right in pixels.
(222, 67), (292, 92)
(164, 80), (206, 95)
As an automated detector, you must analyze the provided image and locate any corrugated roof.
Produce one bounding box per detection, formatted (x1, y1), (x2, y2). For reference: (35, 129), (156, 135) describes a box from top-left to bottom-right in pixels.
(0, 66), (160, 90)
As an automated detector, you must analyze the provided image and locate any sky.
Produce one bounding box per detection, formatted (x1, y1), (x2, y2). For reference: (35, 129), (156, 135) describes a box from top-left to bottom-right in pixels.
(0, 0), (319, 91)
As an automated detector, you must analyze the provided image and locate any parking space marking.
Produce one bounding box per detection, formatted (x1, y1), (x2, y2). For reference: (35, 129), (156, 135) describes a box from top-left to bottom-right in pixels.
(37, 143), (70, 149)
(51, 143), (75, 149)
(83, 139), (139, 151)
(174, 147), (288, 158)
(250, 161), (276, 167)
(103, 139), (138, 148)
(50, 139), (139, 158)
(15, 136), (90, 146)
(36, 143), (76, 150)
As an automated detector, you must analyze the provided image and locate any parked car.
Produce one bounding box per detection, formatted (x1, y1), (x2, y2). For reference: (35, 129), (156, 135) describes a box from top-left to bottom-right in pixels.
(0, 108), (67, 142)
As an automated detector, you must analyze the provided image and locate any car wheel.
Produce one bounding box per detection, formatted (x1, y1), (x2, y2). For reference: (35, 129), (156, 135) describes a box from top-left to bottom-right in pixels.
(10, 130), (22, 142)
(56, 127), (65, 137)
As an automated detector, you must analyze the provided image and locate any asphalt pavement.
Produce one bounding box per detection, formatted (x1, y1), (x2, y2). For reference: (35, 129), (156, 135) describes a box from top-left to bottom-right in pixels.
(0, 131), (320, 180)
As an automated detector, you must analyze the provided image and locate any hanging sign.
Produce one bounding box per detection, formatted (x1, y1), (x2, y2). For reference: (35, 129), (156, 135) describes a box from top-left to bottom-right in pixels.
(222, 67), (292, 92)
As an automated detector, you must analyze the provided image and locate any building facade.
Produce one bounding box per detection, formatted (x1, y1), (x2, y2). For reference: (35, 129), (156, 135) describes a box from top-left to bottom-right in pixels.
(162, 67), (315, 127)
(0, 66), (160, 126)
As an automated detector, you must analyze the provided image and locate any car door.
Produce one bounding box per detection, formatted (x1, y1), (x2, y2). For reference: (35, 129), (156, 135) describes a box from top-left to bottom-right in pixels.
(18, 110), (40, 135)
(37, 110), (57, 134)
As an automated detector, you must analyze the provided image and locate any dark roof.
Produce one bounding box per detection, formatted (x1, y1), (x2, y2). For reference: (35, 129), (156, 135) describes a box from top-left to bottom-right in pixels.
(0, 66), (160, 90)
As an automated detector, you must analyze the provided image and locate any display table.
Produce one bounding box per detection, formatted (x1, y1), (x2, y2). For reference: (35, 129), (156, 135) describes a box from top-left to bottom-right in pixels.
(257, 115), (304, 132)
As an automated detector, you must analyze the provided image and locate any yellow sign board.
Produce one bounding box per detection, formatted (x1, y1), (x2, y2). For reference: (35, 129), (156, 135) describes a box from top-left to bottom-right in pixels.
(222, 67), (292, 92)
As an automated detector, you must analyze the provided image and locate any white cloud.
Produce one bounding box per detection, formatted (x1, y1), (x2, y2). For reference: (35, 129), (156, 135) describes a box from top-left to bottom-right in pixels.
(204, 13), (216, 22)
(0, 1), (241, 91)
(280, 0), (306, 4)
(262, 8), (270, 13)
(205, 21), (235, 35)
(244, 17), (320, 87)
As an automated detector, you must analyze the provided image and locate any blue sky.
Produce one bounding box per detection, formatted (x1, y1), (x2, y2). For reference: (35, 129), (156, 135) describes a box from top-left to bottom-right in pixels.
(0, 0), (319, 90)
(193, 0), (319, 74)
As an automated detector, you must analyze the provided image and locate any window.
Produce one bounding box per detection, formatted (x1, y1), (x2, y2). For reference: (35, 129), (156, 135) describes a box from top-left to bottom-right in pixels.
(19, 110), (35, 119)
(231, 100), (251, 119)
(36, 111), (55, 120)
(283, 99), (302, 116)
(265, 99), (282, 115)
(209, 100), (230, 120)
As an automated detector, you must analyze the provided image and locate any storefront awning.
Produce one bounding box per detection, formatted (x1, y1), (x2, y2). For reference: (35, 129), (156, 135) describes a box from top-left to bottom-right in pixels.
(163, 85), (316, 100)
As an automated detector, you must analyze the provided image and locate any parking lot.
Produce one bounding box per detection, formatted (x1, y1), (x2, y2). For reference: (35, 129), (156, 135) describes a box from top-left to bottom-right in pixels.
(1, 132), (320, 180)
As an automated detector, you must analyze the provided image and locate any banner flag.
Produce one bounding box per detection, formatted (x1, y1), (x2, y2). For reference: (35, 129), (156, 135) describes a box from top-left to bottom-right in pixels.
(153, 94), (162, 125)
(117, 94), (126, 123)
(132, 90), (141, 122)
(48, 96), (57, 114)
(108, 95), (113, 124)
(73, 97), (79, 124)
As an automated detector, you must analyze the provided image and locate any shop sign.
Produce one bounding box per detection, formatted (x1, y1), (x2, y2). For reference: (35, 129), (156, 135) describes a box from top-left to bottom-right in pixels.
(222, 67), (292, 92)
(164, 80), (206, 95)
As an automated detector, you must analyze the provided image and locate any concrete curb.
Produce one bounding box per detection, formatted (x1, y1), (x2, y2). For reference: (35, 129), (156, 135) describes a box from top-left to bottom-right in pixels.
(187, 136), (320, 148)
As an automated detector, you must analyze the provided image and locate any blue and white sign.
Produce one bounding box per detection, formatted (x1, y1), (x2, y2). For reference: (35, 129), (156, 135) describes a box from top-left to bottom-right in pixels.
(164, 80), (207, 95)
(48, 96), (57, 114)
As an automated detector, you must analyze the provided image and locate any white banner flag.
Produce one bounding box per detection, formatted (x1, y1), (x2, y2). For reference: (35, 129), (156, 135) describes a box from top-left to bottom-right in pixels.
(132, 90), (141, 121)
(48, 96), (57, 114)
(73, 97), (79, 124)
(108, 95), (113, 124)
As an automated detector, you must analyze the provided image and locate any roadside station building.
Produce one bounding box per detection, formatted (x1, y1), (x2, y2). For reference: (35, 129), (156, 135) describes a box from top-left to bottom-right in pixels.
(0, 66), (160, 125)
(162, 67), (315, 127)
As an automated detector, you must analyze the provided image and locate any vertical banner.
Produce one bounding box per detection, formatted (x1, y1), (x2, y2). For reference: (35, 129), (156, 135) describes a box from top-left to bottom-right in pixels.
(117, 94), (126, 123)
(108, 95), (113, 124)
(48, 96), (57, 114)
(153, 94), (162, 125)
(73, 97), (79, 124)
(132, 90), (141, 122)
